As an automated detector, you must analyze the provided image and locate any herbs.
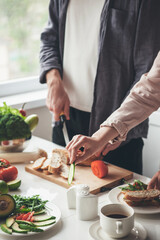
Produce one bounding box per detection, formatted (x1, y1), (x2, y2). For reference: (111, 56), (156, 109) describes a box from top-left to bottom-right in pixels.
(119, 180), (148, 191)
(0, 102), (25, 119)
(13, 195), (48, 213)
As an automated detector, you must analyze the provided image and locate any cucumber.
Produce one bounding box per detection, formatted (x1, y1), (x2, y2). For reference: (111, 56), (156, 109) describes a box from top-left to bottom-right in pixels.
(68, 162), (75, 185)
(19, 224), (43, 232)
(12, 222), (28, 233)
(33, 219), (56, 227)
(16, 220), (35, 226)
(33, 214), (56, 222)
(1, 224), (12, 235)
(34, 209), (46, 215)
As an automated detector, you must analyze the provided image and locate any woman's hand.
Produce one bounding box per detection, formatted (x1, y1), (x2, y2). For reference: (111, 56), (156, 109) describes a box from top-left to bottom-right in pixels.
(147, 170), (160, 190)
(66, 127), (119, 164)
(46, 69), (70, 121)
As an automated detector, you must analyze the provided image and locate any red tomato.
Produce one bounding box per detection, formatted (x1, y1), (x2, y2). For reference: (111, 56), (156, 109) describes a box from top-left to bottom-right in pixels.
(91, 160), (108, 178)
(0, 158), (10, 168)
(0, 166), (18, 182)
(26, 211), (35, 221)
(1, 140), (10, 146)
(0, 174), (3, 180)
(16, 214), (25, 220)
(19, 109), (26, 117)
(22, 212), (31, 220)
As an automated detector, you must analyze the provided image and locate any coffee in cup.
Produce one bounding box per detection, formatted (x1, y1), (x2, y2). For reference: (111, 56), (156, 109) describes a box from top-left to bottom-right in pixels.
(100, 203), (134, 238)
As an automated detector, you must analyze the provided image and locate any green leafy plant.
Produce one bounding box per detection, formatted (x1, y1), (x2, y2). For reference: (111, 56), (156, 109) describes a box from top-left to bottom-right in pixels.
(0, 102), (31, 141)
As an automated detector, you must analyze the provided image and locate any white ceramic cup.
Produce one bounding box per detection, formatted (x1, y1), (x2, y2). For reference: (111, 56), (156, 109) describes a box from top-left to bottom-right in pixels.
(100, 203), (134, 238)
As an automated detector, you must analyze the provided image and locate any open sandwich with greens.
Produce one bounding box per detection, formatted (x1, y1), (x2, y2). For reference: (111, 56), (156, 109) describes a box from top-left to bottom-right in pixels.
(119, 180), (160, 207)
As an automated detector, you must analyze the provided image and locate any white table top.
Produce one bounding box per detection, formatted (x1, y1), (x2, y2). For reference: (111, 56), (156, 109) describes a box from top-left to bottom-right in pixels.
(1, 136), (160, 240)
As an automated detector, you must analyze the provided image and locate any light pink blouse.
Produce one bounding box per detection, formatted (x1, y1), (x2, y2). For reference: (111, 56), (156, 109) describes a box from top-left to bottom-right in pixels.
(101, 51), (160, 141)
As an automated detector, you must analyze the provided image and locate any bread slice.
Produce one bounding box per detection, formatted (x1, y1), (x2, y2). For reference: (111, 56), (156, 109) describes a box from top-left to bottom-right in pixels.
(32, 157), (47, 170)
(124, 189), (160, 202)
(51, 148), (101, 166)
(48, 151), (62, 174)
(60, 163), (69, 179)
(52, 149), (70, 165)
(124, 199), (160, 207)
(38, 149), (48, 159)
(41, 158), (51, 170)
(43, 170), (51, 175)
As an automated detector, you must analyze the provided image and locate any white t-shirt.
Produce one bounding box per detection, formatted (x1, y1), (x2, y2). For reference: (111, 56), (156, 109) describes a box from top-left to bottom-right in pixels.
(63, 0), (105, 112)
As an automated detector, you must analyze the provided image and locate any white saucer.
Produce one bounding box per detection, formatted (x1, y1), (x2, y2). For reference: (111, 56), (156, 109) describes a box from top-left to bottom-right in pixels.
(89, 221), (147, 240)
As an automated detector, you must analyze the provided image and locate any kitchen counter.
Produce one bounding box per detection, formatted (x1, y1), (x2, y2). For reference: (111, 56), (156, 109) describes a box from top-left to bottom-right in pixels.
(1, 136), (160, 240)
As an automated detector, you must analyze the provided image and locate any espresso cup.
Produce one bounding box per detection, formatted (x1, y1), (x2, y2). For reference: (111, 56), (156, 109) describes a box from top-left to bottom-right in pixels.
(100, 203), (134, 238)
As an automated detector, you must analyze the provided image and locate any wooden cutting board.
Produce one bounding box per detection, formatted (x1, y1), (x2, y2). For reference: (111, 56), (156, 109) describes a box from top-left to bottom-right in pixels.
(25, 163), (133, 194)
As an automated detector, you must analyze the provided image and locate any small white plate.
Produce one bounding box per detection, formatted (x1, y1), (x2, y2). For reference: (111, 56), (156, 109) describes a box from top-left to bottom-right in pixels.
(0, 202), (61, 237)
(89, 221), (147, 240)
(107, 184), (160, 214)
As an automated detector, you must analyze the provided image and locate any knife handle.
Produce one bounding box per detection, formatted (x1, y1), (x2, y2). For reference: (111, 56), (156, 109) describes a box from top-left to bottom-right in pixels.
(59, 112), (66, 123)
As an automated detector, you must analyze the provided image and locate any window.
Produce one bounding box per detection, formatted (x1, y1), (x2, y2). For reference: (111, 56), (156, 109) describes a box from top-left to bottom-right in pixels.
(0, 0), (49, 93)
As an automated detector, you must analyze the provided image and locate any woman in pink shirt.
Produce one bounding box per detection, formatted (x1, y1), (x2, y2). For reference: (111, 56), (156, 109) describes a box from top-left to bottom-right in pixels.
(67, 52), (160, 189)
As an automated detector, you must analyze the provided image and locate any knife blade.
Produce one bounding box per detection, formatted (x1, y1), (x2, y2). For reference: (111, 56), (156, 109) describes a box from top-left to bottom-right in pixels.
(59, 113), (75, 185)
(59, 113), (70, 146)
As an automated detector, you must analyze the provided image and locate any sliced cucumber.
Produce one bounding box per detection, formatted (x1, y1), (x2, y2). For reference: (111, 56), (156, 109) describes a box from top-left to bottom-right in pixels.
(68, 162), (75, 185)
(33, 219), (56, 227)
(12, 222), (28, 233)
(19, 224), (43, 232)
(1, 224), (12, 235)
(6, 215), (15, 228)
(33, 214), (55, 222)
(16, 220), (35, 226)
(34, 209), (46, 215)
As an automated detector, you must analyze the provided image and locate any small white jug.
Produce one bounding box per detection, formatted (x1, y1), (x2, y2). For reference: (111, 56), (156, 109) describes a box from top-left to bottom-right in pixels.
(67, 184), (98, 221)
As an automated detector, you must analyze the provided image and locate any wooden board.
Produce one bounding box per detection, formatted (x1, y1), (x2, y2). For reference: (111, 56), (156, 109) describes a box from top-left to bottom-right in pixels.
(25, 163), (133, 194)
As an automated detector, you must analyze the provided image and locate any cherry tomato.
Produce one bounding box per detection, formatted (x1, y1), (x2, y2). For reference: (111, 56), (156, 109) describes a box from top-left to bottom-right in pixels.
(19, 109), (26, 117)
(0, 166), (18, 182)
(1, 141), (10, 146)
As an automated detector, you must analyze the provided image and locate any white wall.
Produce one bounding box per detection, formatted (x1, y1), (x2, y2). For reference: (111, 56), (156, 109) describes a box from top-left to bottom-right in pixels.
(143, 111), (160, 178)
(27, 106), (52, 142)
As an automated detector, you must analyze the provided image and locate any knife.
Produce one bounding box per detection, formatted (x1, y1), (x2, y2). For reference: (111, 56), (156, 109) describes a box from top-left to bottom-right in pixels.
(59, 113), (70, 146)
(59, 113), (75, 185)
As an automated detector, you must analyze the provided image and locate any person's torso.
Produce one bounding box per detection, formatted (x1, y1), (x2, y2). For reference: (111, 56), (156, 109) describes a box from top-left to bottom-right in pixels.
(63, 0), (105, 112)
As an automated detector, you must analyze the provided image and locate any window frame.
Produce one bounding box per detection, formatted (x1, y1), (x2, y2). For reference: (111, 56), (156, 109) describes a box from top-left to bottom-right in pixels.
(0, 76), (46, 98)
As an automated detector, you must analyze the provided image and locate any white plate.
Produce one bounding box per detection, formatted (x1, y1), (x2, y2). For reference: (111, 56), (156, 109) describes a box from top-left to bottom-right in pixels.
(89, 221), (147, 240)
(0, 202), (61, 237)
(107, 184), (160, 214)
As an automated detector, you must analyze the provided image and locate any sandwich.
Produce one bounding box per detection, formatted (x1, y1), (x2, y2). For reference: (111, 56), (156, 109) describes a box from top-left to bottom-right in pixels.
(123, 189), (160, 207)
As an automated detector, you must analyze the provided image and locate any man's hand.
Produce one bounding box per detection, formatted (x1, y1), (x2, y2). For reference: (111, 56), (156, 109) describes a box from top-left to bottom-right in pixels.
(147, 170), (160, 190)
(46, 69), (70, 121)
